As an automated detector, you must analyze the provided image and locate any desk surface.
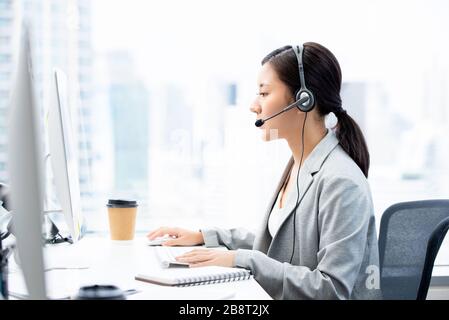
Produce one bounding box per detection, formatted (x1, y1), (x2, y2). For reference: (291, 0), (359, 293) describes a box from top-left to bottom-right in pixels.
(7, 235), (272, 300)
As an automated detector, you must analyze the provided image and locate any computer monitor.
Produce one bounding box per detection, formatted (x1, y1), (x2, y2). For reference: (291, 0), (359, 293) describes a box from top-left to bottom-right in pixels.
(8, 24), (47, 299)
(48, 68), (83, 243)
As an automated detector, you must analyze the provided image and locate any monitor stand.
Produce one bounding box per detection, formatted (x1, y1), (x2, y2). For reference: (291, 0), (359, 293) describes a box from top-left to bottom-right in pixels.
(42, 213), (73, 245)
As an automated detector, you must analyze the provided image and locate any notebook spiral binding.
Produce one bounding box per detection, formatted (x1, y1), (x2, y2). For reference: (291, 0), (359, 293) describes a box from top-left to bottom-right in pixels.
(175, 270), (251, 287)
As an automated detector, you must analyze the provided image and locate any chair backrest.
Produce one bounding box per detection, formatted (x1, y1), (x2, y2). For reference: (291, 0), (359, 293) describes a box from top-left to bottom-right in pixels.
(417, 216), (449, 299)
(378, 200), (449, 299)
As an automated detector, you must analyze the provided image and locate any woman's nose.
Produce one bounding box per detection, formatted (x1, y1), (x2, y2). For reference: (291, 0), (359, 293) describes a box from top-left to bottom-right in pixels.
(249, 100), (261, 114)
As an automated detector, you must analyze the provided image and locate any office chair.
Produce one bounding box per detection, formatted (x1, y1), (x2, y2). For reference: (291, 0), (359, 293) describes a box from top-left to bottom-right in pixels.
(417, 216), (449, 299)
(378, 200), (449, 300)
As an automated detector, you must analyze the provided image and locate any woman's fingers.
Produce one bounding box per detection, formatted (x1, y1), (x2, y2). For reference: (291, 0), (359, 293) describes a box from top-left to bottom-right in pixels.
(176, 252), (212, 264)
(146, 227), (166, 239)
(174, 250), (235, 268)
(189, 260), (214, 268)
(175, 249), (211, 257)
(147, 227), (177, 240)
(161, 237), (185, 246)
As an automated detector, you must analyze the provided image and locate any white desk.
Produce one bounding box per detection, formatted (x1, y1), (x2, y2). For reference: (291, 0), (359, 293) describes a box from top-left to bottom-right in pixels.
(7, 235), (272, 300)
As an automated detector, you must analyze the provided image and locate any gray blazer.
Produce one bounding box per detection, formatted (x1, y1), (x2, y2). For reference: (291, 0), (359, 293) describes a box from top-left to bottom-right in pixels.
(201, 129), (382, 300)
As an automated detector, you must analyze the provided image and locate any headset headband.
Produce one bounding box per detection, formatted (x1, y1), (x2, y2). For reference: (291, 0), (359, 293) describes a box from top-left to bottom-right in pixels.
(292, 44), (315, 112)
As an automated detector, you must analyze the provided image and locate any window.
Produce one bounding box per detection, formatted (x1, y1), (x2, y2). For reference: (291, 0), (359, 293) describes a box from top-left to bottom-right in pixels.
(0, 0), (12, 10)
(0, 107), (7, 118)
(0, 72), (10, 81)
(0, 17), (12, 27)
(0, 54), (11, 63)
(0, 90), (10, 99)
(0, 37), (9, 45)
(3, 1), (449, 269)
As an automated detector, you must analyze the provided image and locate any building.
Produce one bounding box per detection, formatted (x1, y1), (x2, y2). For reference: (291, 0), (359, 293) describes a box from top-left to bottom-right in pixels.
(0, 0), (17, 182)
(106, 51), (150, 206)
(0, 0), (94, 212)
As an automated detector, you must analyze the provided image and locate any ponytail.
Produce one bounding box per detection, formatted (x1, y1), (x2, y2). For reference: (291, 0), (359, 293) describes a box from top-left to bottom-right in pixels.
(335, 111), (370, 178)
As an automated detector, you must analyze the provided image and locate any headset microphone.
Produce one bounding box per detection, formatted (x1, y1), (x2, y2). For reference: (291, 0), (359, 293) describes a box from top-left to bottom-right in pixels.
(254, 95), (310, 127)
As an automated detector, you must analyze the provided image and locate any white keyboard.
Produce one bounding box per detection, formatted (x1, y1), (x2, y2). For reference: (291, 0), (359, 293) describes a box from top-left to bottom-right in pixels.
(154, 246), (191, 268)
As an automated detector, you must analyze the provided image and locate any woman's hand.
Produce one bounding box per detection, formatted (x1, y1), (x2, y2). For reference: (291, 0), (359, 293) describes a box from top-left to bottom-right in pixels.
(175, 249), (236, 268)
(146, 227), (204, 246)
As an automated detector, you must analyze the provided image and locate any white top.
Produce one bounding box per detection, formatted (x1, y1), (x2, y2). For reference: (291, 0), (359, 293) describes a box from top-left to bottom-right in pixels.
(268, 179), (299, 238)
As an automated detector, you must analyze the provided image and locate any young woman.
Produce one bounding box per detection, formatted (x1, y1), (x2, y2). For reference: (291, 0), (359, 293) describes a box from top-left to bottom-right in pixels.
(148, 42), (382, 300)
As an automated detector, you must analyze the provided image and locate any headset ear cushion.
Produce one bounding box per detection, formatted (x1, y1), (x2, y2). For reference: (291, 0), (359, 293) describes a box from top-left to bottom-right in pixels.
(295, 90), (306, 103)
(296, 90), (314, 112)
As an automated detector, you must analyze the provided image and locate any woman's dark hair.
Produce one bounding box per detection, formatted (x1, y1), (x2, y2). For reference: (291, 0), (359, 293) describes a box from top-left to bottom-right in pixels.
(261, 42), (370, 177)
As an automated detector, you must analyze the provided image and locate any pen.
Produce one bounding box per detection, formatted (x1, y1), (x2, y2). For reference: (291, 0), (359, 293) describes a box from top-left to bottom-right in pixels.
(124, 289), (140, 296)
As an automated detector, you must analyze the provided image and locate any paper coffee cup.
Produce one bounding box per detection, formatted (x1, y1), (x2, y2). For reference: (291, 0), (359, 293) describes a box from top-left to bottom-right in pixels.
(107, 199), (138, 240)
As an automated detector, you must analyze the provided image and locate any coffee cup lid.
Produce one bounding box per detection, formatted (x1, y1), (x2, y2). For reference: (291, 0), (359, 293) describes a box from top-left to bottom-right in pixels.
(76, 285), (125, 300)
(107, 199), (138, 208)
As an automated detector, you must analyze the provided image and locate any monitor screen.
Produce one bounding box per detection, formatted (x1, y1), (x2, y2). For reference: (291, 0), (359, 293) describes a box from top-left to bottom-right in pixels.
(48, 68), (83, 242)
(8, 23), (47, 299)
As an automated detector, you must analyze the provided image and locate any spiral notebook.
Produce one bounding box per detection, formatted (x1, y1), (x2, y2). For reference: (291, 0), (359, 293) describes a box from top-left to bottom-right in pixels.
(135, 266), (251, 287)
